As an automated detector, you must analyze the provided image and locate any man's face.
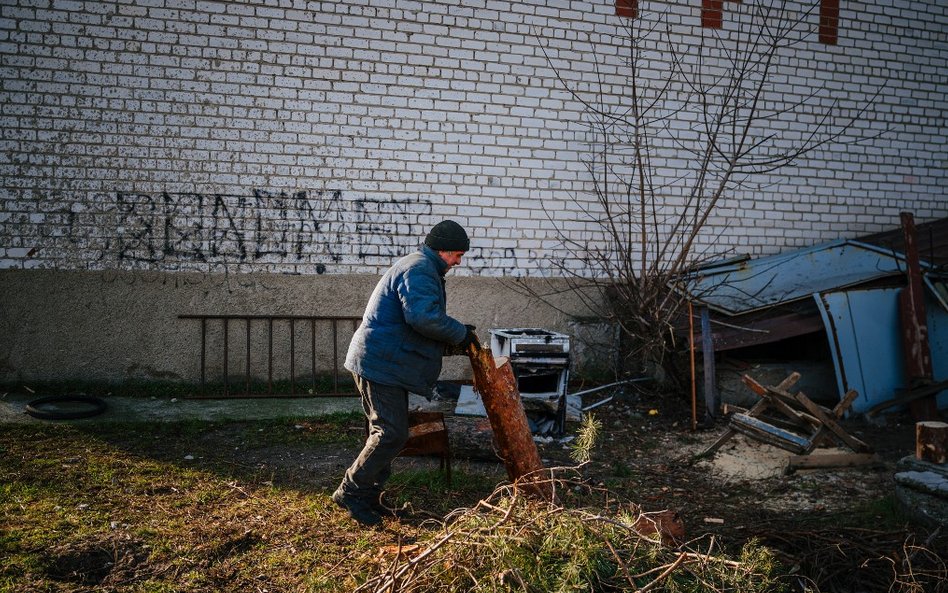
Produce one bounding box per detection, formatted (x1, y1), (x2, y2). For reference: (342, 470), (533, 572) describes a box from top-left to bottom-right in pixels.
(438, 250), (465, 269)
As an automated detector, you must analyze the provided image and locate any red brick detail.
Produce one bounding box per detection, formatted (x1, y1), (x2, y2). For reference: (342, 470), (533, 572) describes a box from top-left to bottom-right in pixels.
(702, 0), (724, 28)
(616, 0), (637, 18)
(820, 0), (840, 45)
(702, 0), (742, 29)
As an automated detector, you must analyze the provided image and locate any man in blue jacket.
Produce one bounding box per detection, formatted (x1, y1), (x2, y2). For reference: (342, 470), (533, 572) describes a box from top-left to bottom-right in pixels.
(333, 220), (477, 527)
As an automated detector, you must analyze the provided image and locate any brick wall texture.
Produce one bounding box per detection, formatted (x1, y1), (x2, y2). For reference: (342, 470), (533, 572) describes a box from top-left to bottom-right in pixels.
(1, 0), (946, 277)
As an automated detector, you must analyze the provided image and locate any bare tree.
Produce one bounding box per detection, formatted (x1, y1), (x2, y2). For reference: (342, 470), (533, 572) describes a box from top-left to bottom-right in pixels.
(521, 1), (878, 380)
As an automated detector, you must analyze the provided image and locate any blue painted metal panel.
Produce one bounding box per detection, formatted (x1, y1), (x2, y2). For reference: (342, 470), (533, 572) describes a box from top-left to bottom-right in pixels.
(816, 288), (905, 414)
(928, 290), (948, 410)
(682, 240), (927, 315)
(815, 287), (948, 414)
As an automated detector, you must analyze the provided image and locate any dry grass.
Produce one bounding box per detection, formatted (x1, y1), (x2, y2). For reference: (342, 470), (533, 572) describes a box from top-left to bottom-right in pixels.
(1, 419), (437, 593)
(349, 474), (788, 593)
(2, 411), (944, 593)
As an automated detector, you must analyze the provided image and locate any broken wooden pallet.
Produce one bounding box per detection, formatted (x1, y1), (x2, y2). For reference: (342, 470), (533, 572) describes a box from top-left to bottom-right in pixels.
(697, 372), (877, 474)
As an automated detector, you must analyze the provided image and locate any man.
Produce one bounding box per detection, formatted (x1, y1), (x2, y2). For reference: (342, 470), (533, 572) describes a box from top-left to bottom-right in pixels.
(333, 220), (477, 527)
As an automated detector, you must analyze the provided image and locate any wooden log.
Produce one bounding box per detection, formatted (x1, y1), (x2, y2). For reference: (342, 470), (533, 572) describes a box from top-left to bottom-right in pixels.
(467, 342), (553, 501)
(442, 416), (507, 462)
(916, 421), (948, 464)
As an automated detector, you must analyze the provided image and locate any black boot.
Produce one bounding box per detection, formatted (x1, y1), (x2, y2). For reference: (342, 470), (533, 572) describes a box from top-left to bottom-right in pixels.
(331, 489), (382, 527)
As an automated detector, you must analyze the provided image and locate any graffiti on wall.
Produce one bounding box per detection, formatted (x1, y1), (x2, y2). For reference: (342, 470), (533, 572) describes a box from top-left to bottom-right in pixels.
(90, 190), (432, 271)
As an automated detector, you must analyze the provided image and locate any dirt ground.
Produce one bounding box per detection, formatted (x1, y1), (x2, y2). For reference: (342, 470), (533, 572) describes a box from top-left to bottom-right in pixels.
(5, 382), (944, 592)
(188, 383), (931, 544)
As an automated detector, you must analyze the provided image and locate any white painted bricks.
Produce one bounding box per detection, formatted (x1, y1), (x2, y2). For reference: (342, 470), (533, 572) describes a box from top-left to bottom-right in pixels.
(0, 0), (945, 277)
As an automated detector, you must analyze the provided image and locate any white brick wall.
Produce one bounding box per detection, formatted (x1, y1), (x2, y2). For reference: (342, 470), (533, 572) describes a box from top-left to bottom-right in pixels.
(0, 0), (945, 277)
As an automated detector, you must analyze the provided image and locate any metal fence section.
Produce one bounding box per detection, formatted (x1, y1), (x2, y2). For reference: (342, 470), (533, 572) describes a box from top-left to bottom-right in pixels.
(179, 314), (362, 398)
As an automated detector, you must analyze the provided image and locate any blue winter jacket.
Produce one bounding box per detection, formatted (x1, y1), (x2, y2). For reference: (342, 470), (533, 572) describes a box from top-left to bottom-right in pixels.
(345, 246), (468, 395)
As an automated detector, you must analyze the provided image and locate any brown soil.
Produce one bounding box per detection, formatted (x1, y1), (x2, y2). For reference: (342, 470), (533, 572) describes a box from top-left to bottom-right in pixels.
(208, 385), (929, 545)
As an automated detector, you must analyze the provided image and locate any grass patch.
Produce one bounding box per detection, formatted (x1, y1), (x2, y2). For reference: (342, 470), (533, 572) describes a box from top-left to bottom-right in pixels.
(0, 421), (380, 592)
(2, 415), (941, 592)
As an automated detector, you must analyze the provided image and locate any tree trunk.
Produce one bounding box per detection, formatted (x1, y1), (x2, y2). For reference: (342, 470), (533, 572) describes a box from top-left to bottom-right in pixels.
(467, 343), (553, 501)
(916, 421), (948, 464)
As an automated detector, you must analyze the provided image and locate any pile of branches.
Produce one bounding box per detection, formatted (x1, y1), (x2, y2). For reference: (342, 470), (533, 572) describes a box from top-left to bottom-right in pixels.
(356, 473), (787, 593)
(756, 526), (946, 593)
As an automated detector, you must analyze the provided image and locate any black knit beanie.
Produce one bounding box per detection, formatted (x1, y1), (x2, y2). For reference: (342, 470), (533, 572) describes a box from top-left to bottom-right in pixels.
(424, 220), (470, 252)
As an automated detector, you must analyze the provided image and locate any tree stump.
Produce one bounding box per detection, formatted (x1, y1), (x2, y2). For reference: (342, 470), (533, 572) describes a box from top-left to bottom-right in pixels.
(916, 421), (948, 464)
(467, 342), (553, 501)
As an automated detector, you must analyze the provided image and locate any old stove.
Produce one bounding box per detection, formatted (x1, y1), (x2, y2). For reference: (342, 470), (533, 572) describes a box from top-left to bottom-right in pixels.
(489, 328), (571, 435)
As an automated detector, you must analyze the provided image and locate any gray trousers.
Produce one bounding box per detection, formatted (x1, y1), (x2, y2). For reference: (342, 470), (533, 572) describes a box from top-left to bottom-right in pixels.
(338, 374), (410, 500)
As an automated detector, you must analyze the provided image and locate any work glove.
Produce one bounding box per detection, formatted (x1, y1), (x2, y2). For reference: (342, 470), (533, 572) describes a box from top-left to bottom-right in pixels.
(459, 325), (478, 350)
(444, 325), (478, 356)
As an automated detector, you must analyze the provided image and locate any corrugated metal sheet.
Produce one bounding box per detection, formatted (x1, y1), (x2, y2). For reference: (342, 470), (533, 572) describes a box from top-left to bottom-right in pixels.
(680, 240), (926, 315)
(815, 287), (948, 415)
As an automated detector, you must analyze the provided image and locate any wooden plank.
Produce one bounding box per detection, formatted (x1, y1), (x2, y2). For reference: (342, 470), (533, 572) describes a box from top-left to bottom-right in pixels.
(790, 391), (872, 453)
(696, 427), (737, 459)
(762, 394), (820, 430)
(730, 414), (810, 453)
(807, 390), (861, 451)
(785, 453), (880, 473)
(701, 307), (717, 421)
(866, 379), (948, 417)
(767, 385), (833, 416)
(833, 389), (859, 418)
(741, 372), (801, 397)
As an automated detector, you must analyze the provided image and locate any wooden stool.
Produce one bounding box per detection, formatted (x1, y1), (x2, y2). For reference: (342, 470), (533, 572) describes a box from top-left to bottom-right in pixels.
(399, 411), (452, 485)
(363, 411), (452, 485)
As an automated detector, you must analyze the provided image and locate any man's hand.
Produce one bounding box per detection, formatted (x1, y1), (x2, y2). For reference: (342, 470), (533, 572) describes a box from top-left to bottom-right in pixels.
(459, 324), (478, 350)
(444, 325), (478, 356)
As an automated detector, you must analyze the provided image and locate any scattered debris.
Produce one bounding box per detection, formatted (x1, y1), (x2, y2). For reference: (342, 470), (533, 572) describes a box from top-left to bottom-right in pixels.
(674, 214), (948, 418)
(699, 372), (878, 474)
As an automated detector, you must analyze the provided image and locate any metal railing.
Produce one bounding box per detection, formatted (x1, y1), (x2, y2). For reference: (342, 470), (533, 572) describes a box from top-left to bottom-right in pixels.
(179, 314), (362, 398)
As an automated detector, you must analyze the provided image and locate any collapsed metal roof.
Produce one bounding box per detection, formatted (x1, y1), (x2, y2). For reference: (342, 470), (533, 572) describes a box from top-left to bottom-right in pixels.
(679, 240), (930, 316)
(674, 215), (948, 415)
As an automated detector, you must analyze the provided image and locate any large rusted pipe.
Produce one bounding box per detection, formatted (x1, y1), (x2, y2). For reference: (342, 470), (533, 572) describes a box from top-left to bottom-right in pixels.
(467, 339), (553, 501)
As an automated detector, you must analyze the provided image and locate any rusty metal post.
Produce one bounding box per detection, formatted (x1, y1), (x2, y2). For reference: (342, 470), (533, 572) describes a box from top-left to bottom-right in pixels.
(689, 301), (697, 431)
(899, 211), (939, 421)
(467, 340), (553, 501)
